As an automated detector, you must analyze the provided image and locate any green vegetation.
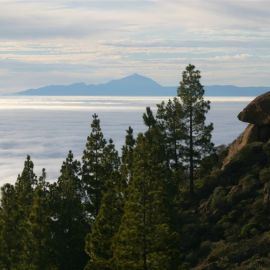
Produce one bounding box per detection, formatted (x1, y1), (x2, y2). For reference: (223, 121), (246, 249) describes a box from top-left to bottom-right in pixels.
(1, 65), (270, 269)
(178, 64), (214, 194)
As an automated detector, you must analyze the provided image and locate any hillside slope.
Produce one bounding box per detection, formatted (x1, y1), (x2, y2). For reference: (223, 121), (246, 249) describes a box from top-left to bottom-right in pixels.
(189, 140), (270, 269)
(180, 93), (270, 269)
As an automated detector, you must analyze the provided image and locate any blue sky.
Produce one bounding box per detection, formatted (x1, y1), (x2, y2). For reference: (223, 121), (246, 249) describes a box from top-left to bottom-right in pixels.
(0, 0), (270, 93)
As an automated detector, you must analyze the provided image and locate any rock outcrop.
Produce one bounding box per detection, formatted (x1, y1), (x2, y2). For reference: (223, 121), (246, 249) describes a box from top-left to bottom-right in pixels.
(238, 91), (270, 125)
(223, 92), (270, 168)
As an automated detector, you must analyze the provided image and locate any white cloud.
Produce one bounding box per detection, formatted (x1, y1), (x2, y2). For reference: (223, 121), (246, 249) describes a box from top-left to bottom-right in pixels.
(0, 96), (249, 184)
(0, 0), (269, 91)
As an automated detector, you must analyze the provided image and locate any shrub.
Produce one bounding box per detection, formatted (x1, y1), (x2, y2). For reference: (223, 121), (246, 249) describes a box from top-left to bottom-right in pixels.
(224, 142), (267, 177)
(240, 223), (258, 238)
(259, 167), (270, 184)
(210, 187), (229, 211)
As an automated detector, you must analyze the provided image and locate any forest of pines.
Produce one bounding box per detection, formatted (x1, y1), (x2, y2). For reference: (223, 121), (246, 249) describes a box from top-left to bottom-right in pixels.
(2, 65), (270, 269)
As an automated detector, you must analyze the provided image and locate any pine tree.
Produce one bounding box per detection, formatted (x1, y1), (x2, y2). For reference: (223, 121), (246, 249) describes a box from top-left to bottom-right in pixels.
(156, 98), (186, 239)
(143, 106), (157, 128)
(102, 139), (121, 181)
(113, 128), (178, 270)
(0, 183), (18, 269)
(15, 156), (38, 269)
(0, 156), (37, 269)
(15, 155), (37, 208)
(82, 113), (107, 220)
(120, 126), (135, 184)
(51, 151), (88, 270)
(156, 98), (185, 199)
(178, 64), (214, 194)
(28, 169), (55, 270)
(156, 98), (184, 173)
(85, 140), (124, 270)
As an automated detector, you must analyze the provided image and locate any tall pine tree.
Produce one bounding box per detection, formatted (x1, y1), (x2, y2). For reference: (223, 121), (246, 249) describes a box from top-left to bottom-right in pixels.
(0, 183), (18, 269)
(50, 151), (88, 270)
(178, 64), (214, 194)
(82, 113), (107, 220)
(28, 169), (55, 270)
(113, 127), (178, 270)
(156, 98), (185, 197)
(156, 98), (185, 240)
(85, 140), (124, 270)
(0, 156), (37, 269)
(15, 156), (37, 269)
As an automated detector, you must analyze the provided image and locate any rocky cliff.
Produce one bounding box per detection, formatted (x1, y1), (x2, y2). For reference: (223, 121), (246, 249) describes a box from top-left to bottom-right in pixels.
(223, 92), (270, 168)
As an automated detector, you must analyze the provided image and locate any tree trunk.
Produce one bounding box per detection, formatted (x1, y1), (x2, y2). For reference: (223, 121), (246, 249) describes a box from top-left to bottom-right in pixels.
(189, 107), (194, 195)
(142, 168), (148, 270)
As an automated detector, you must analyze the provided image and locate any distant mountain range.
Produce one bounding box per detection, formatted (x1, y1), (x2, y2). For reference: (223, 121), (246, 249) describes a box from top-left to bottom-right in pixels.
(16, 73), (270, 96)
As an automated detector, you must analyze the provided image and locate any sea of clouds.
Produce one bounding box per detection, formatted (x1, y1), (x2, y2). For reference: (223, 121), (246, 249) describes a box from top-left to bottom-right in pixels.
(0, 96), (251, 184)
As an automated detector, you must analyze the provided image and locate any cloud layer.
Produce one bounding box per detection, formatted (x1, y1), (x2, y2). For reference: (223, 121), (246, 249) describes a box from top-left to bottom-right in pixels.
(0, 96), (249, 184)
(0, 0), (270, 92)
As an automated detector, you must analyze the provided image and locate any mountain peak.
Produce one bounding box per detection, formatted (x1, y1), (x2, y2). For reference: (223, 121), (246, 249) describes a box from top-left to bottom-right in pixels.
(120, 73), (153, 81)
(17, 73), (169, 96)
(117, 73), (162, 87)
(129, 73), (145, 78)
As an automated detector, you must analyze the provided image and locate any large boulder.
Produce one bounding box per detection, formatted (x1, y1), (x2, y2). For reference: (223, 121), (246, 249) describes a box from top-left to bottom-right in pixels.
(238, 91), (270, 125)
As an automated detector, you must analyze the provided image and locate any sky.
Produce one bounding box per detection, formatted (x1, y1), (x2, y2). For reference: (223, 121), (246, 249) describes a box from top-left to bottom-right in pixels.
(0, 0), (270, 93)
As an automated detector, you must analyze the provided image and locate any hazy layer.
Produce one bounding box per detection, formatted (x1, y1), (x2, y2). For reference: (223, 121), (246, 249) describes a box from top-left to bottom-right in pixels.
(0, 96), (250, 184)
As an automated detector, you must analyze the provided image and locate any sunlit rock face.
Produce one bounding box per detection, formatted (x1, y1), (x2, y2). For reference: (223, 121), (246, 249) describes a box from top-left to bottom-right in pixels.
(238, 91), (270, 126)
(223, 92), (270, 168)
